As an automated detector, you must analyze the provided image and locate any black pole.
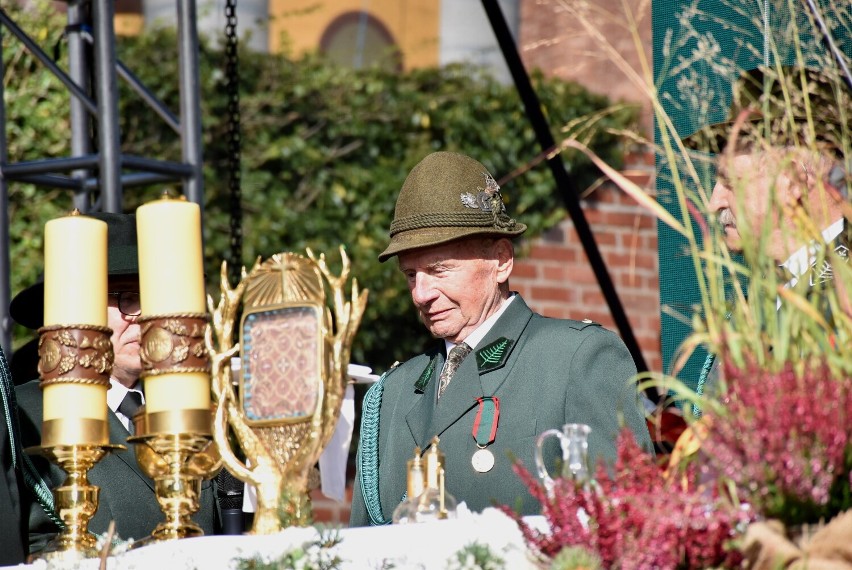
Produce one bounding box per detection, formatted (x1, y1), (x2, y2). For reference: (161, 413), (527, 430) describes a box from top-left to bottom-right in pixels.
(0, 21), (11, 355)
(92, 0), (122, 213)
(480, 1), (652, 381)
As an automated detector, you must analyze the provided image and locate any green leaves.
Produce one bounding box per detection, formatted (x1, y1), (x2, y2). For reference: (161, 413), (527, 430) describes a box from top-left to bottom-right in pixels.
(6, 6), (634, 368)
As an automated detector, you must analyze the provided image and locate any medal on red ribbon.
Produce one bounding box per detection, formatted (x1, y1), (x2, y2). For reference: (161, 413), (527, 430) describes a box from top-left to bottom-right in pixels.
(471, 396), (499, 473)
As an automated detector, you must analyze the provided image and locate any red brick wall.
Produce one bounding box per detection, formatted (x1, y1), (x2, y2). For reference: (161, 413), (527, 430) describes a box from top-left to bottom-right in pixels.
(514, 0), (660, 372)
(311, 487), (353, 525)
(510, 156), (661, 373)
(519, 0), (653, 132)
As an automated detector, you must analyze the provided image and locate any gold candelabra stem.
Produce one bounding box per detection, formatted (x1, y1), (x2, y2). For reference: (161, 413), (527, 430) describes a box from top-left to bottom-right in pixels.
(29, 443), (124, 561)
(30, 322), (118, 560)
(149, 433), (208, 541)
(129, 408), (221, 547)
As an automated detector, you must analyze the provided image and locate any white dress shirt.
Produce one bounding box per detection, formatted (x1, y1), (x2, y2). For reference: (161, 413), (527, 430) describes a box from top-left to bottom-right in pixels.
(442, 294), (517, 357)
(106, 379), (145, 432)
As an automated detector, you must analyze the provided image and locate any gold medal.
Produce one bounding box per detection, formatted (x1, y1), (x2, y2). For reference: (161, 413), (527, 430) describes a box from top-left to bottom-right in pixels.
(471, 448), (495, 473)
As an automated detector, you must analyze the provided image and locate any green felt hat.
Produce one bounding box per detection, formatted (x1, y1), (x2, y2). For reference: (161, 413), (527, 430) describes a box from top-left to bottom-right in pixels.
(378, 151), (527, 262)
(682, 66), (850, 156)
(9, 212), (138, 330)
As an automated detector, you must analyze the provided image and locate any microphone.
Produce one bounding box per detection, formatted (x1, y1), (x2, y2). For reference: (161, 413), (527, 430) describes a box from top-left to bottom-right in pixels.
(216, 468), (246, 535)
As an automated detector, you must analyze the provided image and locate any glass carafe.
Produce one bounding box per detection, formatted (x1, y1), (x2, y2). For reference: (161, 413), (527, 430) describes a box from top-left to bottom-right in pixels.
(534, 423), (593, 492)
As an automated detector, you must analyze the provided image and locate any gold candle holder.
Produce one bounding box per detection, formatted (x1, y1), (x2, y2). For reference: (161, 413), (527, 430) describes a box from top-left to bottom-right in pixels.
(128, 406), (221, 547)
(28, 440), (125, 561)
(28, 324), (122, 562)
(130, 310), (220, 546)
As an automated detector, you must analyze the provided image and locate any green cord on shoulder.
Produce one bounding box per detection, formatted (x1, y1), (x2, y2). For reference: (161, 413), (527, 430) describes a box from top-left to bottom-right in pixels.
(0, 348), (63, 528)
(357, 367), (395, 526)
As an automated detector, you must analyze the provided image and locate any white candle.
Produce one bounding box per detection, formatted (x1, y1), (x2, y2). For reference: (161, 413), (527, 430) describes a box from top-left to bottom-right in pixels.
(144, 373), (210, 413)
(43, 213), (107, 327)
(42, 384), (109, 444)
(136, 196), (210, 414)
(41, 212), (109, 442)
(136, 196), (206, 314)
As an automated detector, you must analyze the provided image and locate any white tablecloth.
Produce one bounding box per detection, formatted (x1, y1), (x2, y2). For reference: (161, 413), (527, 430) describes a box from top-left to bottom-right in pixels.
(10, 510), (546, 570)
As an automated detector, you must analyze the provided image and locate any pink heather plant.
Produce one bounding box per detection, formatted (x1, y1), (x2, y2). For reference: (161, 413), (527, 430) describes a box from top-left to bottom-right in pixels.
(507, 430), (750, 570)
(700, 359), (852, 526)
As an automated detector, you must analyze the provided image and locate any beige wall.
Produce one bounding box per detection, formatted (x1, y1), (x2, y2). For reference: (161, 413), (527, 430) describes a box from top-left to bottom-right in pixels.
(115, 14), (144, 36)
(268, 0), (440, 70)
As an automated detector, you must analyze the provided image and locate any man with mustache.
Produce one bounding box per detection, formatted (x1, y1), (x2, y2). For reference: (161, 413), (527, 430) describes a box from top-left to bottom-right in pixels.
(350, 151), (652, 526)
(10, 212), (220, 553)
(685, 66), (849, 395)
(709, 147), (846, 266)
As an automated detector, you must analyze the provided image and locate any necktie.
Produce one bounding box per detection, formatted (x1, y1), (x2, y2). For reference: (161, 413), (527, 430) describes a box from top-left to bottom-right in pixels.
(437, 343), (472, 399)
(117, 391), (143, 434)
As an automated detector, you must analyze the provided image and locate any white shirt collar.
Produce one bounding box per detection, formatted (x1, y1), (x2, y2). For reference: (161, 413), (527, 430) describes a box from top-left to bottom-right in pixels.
(107, 378), (145, 430)
(443, 294), (516, 355)
(780, 218), (845, 285)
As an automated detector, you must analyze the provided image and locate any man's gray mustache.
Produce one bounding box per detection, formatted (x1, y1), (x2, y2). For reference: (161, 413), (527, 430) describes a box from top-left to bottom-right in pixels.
(717, 209), (736, 228)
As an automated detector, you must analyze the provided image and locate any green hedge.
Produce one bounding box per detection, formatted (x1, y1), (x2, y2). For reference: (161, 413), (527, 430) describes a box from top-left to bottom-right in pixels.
(5, 2), (637, 369)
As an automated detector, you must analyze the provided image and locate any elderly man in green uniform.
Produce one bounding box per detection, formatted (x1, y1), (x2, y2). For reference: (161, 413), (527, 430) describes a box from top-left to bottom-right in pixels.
(350, 151), (652, 526)
(11, 212), (220, 552)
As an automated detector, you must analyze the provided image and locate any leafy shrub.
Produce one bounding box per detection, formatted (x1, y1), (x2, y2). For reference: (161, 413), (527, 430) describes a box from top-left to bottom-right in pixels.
(5, 2), (636, 368)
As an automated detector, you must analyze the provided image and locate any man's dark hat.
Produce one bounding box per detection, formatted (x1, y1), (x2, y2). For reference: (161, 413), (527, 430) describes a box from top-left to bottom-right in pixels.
(682, 66), (850, 155)
(9, 212), (138, 330)
(379, 151), (527, 262)
(9, 337), (38, 385)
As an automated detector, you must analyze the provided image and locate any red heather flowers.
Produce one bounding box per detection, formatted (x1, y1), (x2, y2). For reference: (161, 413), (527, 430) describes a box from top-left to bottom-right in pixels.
(506, 430), (749, 570)
(700, 360), (852, 525)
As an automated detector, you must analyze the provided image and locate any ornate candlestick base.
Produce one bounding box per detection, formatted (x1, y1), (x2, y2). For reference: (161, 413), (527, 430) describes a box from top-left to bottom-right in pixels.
(129, 408), (221, 548)
(27, 443), (125, 562)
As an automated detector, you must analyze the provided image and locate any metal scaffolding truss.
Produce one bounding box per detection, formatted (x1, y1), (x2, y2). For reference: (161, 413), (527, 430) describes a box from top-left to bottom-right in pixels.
(0, 0), (205, 353)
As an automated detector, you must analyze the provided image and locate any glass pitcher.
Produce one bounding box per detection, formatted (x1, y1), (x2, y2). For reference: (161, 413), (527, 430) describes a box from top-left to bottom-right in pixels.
(534, 423), (593, 492)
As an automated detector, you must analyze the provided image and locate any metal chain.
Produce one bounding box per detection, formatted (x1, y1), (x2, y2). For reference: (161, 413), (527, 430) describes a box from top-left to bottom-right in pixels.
(224, 0), (242, 285)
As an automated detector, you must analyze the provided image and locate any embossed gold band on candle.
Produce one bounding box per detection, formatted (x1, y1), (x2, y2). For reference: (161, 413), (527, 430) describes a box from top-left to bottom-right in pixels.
(42, 418), (109, 447)
(138, 314), (209, 377)
(37, 324), (114, 386)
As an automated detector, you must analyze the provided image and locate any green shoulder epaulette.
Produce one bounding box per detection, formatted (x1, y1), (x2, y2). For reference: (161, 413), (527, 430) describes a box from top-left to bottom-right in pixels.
(414, 355), (438, 393)
(568, 318), (602, 330)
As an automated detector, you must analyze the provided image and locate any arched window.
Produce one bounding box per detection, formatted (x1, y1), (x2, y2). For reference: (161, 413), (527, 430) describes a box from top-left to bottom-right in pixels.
(320, 11), (402, 71)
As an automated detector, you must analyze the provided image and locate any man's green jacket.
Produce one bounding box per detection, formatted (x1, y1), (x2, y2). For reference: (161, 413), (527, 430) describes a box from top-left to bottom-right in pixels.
(350, 295), (652, 526)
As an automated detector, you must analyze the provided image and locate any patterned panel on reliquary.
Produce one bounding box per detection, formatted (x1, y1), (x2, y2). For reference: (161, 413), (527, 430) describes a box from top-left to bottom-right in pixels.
(243, 307), (320, 422)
